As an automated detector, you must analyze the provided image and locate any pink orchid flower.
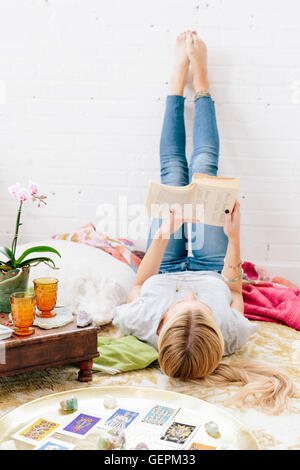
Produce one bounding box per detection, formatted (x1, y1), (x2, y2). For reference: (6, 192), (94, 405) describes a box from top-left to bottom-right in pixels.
(16, 188), (30, 202)
(8, 183), (21, 198)
(29, 181), (39, 196)
(9, 181), (47, 205)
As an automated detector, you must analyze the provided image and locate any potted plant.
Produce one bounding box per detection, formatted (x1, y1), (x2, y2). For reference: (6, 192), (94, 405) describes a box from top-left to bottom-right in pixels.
(0, 182), (61, 312)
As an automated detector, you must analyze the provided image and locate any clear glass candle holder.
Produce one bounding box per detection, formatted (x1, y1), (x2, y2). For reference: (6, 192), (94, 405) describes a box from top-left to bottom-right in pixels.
(10, 292), (36, 336)
(33, 278), (58, 318)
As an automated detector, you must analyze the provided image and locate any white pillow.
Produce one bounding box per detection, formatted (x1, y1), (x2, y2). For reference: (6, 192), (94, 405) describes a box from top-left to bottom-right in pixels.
(16, 239), (135, 325)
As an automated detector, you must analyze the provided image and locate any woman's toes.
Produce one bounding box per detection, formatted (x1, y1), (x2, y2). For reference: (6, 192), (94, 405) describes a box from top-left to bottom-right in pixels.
(194, 35), (201, 46)
(177, 32), (186, 43)
(186, 32), (193, 52)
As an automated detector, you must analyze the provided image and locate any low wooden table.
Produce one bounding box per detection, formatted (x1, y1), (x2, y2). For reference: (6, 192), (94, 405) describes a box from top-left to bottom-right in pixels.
(0, 314), (99, 382)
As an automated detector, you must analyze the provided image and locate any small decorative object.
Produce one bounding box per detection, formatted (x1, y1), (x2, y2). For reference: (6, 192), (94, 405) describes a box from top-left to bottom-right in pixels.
(10, 292), (36, 336)
(0, 182), (61, 313)
(60, 396), (78, 412)
(96, 431), (116, 450)
(0, 439), (17, 450)
(77, 310), (93, 328)
(0, 323), (14, 340)
(96, 428), (126, 450)
(103, 394), (118, 409)
(33, 278), (58, 318)
(132, 442), (149, 450)
(109, 429), (126, 449)
(204, 421), (220, 439)
(34, 306), (73, 330)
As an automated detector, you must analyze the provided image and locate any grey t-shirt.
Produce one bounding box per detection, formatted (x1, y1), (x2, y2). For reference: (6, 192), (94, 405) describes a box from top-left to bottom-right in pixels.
(113, 271), (257, 356)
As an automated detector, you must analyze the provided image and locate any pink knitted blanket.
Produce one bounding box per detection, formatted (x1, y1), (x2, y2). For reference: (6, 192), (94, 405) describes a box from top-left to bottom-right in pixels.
(242, 262), (300, 330)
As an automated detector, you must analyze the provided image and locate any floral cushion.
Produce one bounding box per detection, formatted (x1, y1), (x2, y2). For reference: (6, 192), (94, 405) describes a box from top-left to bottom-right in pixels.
(52, 223), (143, 272)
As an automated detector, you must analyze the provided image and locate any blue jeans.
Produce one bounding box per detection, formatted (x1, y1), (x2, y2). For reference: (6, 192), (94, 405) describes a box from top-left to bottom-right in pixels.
(146, 95), (228, 273)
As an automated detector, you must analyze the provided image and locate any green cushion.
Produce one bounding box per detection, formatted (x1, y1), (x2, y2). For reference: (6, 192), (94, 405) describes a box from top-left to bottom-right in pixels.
(93, 335), (158, 374)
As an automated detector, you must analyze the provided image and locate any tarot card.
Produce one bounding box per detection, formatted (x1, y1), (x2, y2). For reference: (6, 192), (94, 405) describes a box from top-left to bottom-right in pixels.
(188, 442), (216, 450)
(126, 425), (175, 451)
(160, 421), (197, 448)
(12, 418), (60, 445)
(141, 404), (178, 427)
(105, 408), (139, 430)
(130, 440), (175, 450)
(59, 413), (101, 439)
(34, 438), (75, 450)
(126, 424), (158, 448)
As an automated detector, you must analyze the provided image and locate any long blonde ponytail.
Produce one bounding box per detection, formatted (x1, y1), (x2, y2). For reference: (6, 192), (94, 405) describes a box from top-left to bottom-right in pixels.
(158, 308), (295, 415)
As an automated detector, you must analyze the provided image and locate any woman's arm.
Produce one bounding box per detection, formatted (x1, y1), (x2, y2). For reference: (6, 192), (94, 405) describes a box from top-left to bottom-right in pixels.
(133, 235), (169, 287)
(127, 210), (184, 302)
(222, 201), (244, 313)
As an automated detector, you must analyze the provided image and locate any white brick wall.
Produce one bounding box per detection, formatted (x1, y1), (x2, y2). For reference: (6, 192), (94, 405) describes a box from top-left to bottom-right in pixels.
(0, 0), (300, 284)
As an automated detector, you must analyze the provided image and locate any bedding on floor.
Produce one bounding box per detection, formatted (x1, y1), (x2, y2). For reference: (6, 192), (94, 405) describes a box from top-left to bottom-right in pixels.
(242, 261), (300, 330)
(1, 321), (299, 450)
(18, 227), (300, 330)
(6, 228), (299, 450)
(92, 336), (158, 374)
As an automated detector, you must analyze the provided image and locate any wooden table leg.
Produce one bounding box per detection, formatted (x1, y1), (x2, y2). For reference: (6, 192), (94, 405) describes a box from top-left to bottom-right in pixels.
(78, 359), (93, 382)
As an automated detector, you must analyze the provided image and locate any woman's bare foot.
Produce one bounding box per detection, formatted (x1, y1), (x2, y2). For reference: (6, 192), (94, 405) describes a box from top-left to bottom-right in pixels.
(186, 32), (209, 92)
(170, 32), (190, 96)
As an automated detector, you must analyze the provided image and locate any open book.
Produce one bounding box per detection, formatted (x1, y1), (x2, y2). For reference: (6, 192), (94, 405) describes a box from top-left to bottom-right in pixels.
(145, 174), (240, 227)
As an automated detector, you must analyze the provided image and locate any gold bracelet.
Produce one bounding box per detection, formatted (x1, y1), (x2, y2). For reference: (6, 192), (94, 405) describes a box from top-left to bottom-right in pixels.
(221, 269), (244, 283)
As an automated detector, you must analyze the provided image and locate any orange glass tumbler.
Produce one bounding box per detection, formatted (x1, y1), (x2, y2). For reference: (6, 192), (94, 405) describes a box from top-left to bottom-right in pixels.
(10, 292), (36, 336)
(33, 278), (58, 318)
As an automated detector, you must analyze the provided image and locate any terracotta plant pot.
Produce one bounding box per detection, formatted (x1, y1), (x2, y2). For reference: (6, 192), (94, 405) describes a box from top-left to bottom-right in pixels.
(0, 266), (30, 313)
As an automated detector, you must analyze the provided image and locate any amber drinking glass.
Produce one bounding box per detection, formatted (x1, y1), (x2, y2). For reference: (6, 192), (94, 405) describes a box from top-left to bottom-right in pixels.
(33, 278), (58, 318)
(10, 292), (36, 336)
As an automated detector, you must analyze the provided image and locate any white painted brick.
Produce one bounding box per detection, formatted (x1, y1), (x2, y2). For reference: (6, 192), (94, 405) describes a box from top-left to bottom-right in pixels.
(240, 194), (300, 212)
(241, 227), (300, 245)
(219, 158), (295, 178)
(27, 99), (163, 120)
(242, 211), (300, 229)
(268, 245), (300, 263)
(218, 120), (300, 140)
(220, 139), (300, 159)
(0, 0), (300, 284)
(211, 66), (289, 87)
(239, 177), (300, 195)
(218, 104), (300, 125)
(219, 0), (284, 11)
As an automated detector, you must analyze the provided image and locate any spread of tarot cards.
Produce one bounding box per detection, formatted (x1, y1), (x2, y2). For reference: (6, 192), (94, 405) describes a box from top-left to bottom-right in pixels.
(0, 386), (259, 450)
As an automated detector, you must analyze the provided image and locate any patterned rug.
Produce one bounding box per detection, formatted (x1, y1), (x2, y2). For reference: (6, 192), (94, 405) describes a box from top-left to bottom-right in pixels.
(0, 322), (299, 450)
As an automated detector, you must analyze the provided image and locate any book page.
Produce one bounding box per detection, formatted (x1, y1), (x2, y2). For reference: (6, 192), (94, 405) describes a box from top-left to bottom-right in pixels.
(194, 184), (238, 226)
(145, 181), (195, 219)
(192, 173), (240, 190)
(145, 176), (239, 226)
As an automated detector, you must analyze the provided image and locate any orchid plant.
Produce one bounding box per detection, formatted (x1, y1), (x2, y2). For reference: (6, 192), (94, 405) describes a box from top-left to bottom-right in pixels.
(0, 182), (61, 273)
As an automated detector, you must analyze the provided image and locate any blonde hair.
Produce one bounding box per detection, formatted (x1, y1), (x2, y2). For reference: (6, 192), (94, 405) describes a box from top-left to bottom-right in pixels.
(158, 308), (294, 415)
